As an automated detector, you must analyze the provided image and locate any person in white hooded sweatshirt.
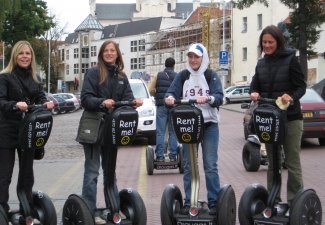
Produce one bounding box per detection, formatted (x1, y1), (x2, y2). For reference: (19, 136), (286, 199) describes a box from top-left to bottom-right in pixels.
(165, 43), (224, 215)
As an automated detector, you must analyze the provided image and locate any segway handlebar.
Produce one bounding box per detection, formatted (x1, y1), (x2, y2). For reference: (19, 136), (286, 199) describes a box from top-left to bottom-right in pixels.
(257, 97), (293, 105)
(12, 104), (47, 111)
(174, 98), (211, 105)
(100, 101), (136, 108)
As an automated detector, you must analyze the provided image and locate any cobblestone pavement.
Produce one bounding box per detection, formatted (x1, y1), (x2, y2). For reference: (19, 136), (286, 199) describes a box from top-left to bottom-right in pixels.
(8, 105), (325, 225)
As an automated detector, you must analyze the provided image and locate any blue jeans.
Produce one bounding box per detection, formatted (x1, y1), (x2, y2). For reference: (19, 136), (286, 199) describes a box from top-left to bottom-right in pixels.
(82, 144), (119, 216)
(182, 123), (220, 208)
(155, 106), (178, 160)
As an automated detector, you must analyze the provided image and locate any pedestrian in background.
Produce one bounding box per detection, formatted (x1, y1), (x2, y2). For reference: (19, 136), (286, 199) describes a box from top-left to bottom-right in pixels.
(149, 57), (178, 162)
(0, 40), (54, 223)
(250, 25), (306, 216)
(81, 40), (142, 224)
(165, 43), (224, 215)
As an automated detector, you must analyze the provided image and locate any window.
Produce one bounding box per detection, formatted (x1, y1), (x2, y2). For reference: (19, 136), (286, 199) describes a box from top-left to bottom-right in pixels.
(61, 49), (64, 61)
(139, 39), (145, 51)
(74, 48), (79, 58)
(131, 58), (137, 70)
(243, 76), (248, 82)
(131, 40), (137, 52)
(243, 47), (247, 60)
(91, 46), (97, 57)
(244, 87), (250, 93)
(82, 63), (89, 73)
(91, 62), (97, 67)
(74, 64), (79, 74)
(66, 50), (69, 60)
(180, 51), (184, 62)
(242, 17), (247, 32)
(139, 57), (145, 69)
(152, 55), (156, 65)
(257, 14), (262, 30)
(159, 53), (163, 64)
(171, 52), (174, 59)
(82, 48), (89, 58)
(66, 65), (69, 75)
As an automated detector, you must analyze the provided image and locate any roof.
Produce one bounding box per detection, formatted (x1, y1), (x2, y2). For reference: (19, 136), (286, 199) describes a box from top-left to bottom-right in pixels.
(96, 2), (211, 20)
(75, 14), (104, 32)
(101, 17), (163, 39)
(96, 4), (137, 20)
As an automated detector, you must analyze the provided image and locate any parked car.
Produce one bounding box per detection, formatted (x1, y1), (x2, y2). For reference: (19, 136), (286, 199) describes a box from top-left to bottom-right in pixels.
(222, 84), (250, 105)
(53, 96), (75, 114)
(53, 93), (80, 111)
(73, 92), (82, 109)
(129, 79), (156, 145)
(46, 95), (60, 115)
(224, 86), (251, 104)
(241, 89), (325, 146)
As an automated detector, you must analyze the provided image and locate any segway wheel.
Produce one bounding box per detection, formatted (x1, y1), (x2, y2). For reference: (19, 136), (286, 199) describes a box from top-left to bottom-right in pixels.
(290, 190), (322, 225)
(62, 195), (94, 225)
(217, 186), (236, 225)
(146, 146), (154, 175)
(32, 190), (57, 225)
(238, 184), (268, 225)
(160, 184), (183, 225)
(119, 188), (147, 225)
(177, 145), (184, 174)
(0, 205), (9, 225)
(242, 142), (261, 171)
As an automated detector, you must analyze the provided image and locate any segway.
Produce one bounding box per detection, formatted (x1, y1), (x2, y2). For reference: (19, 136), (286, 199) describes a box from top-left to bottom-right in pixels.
(0, 104), (57, 225)
(160, 99), (237, 225)
(62, 101), (147, 225)
(146, 123), (184, 175)
(238, 98), (322, 225)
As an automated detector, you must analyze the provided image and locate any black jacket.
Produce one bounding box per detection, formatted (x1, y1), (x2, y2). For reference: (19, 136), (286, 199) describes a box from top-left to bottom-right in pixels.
(250, 47), (306, 121)
(0, 66), (47, 148)
(154, 67), (177, 106)
(81, 64), (134, 112)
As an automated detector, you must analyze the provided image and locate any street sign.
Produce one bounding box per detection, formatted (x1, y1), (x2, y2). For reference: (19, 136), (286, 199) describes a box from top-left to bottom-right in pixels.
(219, 51), (229, 65)
(219, 69), (228, 76)
(62, 85), (66, 90)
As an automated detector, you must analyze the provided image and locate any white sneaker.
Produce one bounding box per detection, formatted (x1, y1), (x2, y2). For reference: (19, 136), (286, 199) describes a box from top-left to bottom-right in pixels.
(119, 210), (127, 220)
(33, 218), (41, 224)
(95, 216), (106, 224)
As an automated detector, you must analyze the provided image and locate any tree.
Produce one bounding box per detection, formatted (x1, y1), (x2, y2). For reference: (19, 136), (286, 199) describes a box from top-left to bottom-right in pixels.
(1, 0), (55, 47)
(0, 0), (21, 40)
(232, 0), (325, 79)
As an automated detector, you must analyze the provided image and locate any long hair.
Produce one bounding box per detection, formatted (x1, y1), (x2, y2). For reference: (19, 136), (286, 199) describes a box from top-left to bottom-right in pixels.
(259, 25), (286, 56)
(97, 40), (124, 84)
(0, 41), (38, 83)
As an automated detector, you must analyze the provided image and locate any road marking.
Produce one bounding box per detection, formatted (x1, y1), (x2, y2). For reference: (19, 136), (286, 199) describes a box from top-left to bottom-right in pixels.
(46, 161), (83, 198)
(137, 146), (147, 201)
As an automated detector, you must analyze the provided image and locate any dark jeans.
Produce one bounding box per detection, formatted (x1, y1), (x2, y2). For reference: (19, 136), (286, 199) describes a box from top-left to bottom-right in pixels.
(0, 148), (35, 212)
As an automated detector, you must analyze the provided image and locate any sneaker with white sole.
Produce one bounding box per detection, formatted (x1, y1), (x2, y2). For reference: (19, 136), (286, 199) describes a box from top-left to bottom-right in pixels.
(95, 216), (106, 224)
(33, 218), (41, 224)
(119, 210), (127, 220)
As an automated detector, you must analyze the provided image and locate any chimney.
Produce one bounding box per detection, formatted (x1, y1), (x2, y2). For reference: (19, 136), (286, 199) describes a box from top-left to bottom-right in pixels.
(193, 0), (200, 11)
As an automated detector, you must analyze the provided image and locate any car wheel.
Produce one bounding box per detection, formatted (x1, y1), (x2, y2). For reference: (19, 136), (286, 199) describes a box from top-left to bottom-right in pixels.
(244, 125), (249, 140)
(51, 108), (59, 115)
(226, 98), (230, 104)
(318, 138), (325, 146)
(60, 110), (66, 114)
(242, 142), (261, 171)
(147, 135), (156, 145)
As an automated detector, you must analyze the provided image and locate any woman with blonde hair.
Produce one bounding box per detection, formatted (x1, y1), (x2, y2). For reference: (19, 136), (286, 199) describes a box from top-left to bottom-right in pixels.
(0, 40), (53, 220)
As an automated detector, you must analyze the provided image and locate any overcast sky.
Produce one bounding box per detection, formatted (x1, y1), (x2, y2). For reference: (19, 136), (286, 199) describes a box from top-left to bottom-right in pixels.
(44, 0), (213, 38)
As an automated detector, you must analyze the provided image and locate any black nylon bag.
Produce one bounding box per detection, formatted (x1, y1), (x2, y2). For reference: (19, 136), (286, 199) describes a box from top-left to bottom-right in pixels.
(76, 111), (106, 145)
(170, 105), (204, 144)
(19, 108), (53, 150)
(253, 104), (287, 145)
(104, 106), (139, 147)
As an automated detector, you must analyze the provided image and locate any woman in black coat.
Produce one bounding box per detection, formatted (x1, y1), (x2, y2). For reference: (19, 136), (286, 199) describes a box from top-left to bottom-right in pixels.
(0, 41), (54, 217)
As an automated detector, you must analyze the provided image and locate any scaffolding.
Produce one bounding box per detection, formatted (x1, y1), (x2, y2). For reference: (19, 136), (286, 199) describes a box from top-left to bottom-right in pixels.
(141, 7), (231, 85)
